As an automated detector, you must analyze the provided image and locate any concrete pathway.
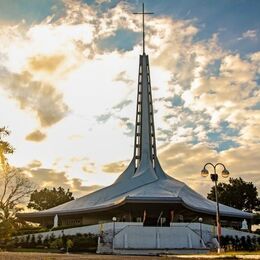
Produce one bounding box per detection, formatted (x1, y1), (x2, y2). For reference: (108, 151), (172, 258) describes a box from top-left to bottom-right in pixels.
(0, 252), (260, 260)
(167, 254), (260, 259)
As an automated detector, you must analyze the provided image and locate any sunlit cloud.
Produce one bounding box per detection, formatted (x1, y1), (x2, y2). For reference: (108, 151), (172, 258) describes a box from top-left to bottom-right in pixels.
(23, 166), (102, 199)
(28, 54), (65, 73)
(114, 71), (134, 85)
(158, 142), (260, 196)
(0, 0), (259, 197)
(25, 130), (46, 142)
(102, 160), (128, 173)
(27, 160), (42, 169)
(6, 71), (69, 127)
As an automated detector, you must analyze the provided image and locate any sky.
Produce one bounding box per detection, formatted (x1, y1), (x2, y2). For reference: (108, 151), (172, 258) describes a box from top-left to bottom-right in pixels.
(0, 0), (259, 200)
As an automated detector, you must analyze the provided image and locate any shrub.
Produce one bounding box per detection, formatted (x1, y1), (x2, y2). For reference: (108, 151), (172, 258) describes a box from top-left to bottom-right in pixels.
(221, 235), (259, 251)
(69, 233), (98, 252)
(30, 234), (36, 248)
(8, 232), (98, 252)
(49, 238), (63, 249)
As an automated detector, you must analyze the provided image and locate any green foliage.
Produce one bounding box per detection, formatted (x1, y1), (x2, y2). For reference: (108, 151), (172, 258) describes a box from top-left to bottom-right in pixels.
(14, 225), (48, 236)
(0, 127), (14, 159)
(49, 232), (56, 243)
(13, 233), (98, 252)
(26, 234), (31, 245)
(36, 234), (43, 245)
(207, 177), (260, 212)
(43, 235), (49, 247)
(0, 219), (15, 246)
(221, 235), (260, 251)
(30, 234), (36, 248)
(66, 238), (73, 253)
(67, 233), (98, 252)
(27, 187), (74, 211)
(49, 237), (63, 249)
(253, 213), (260, 225)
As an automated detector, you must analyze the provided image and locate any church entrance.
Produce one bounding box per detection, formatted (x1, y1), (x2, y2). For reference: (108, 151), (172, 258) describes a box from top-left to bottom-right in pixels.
(143, 210), (171, 227)
(143, 216), (170, 226)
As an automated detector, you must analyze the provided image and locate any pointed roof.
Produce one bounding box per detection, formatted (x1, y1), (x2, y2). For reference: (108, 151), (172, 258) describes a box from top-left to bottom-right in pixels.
(20, 53), (252, 220)
(23, 157), (251, 219)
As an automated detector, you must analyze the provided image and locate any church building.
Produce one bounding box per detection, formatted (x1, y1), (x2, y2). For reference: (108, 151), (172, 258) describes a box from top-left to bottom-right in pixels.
(18, 4), (252, 232)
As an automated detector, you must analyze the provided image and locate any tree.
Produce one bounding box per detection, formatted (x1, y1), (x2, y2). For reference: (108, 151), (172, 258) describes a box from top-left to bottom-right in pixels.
(27, 187), (74, 211)
(0, 167), (34, 220)
(0, 127), (35, 244)
(207, 177), (260, 212)
(0, 127), (14, 162)
(0, 128), (34, 221)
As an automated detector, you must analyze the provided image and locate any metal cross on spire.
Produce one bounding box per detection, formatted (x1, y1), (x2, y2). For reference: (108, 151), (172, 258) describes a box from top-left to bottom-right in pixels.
(133, 3), (153, 54)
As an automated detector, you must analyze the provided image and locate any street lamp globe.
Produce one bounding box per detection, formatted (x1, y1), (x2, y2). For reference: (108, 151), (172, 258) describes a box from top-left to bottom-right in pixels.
(221, 168), (230, 178)
(201, 168), (209, 177)
(112, 217), (117, 222)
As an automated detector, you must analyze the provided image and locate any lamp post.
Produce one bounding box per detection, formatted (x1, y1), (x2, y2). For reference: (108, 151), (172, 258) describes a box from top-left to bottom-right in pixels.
(198, 217), (203, 246)
(112, 216), (117, 251)
(201, 162), (230, 253)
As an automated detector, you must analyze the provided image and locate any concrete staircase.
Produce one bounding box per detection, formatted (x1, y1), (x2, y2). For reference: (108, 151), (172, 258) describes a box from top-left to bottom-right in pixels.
(96, 229), (113, 254)
(97, 225), (209, 255)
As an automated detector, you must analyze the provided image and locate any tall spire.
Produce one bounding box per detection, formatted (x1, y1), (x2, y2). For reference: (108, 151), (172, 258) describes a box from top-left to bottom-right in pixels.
(133, 55), (157, 170)
(133, 4), (156, 171)
(133, 3), (153, 54)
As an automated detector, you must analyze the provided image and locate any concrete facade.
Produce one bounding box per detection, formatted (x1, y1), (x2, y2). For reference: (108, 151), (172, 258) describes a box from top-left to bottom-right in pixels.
(18, 222), (257, 254)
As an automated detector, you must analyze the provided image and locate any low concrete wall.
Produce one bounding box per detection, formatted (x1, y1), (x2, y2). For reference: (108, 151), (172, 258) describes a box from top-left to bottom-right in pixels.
(18, 221), (256, 245)
(113, 225), (206, 249)
(18, 222), (142, 240)
(174, 222), (257, 246)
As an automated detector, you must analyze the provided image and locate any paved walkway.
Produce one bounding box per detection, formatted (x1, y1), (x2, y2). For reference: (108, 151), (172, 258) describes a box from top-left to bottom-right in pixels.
(168, 254), (260, 259)
(0, 252), (162, 260)
(0, 252), (260, 260)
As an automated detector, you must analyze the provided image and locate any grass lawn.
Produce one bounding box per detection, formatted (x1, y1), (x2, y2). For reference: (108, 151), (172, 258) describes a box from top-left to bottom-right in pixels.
(224, 250), (260, 255)
(0, 251), (259, 259)
(9, 247), (62, 253)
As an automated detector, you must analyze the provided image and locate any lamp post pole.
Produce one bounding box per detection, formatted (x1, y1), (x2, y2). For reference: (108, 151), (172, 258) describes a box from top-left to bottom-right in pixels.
(201, 162), (230, 253)
(198, 217), (203, 246)
(112, 217), (117, 252)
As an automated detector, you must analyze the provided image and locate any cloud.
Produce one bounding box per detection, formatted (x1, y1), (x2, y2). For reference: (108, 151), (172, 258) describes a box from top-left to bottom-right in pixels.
(158, 142), (219, 177)
(158, 142), (260, 196)
(118, 117), (135, 137)
(96, 1), (139, 39)
(96, 112), (112, 123)
(102, 160), (128, 173)
(219, 54), (254, 84)
(1, 70), (69, 127)
(250, 51), (260, 74)
(25, 168), (69, 187)
(0, 0), (259, 201)
(28, 54), (65, 73)
(80, 159), (96, 174)
(63, 157), (96, 174)
(114, 71), (134, 85)
(27, 160), (42, 168)
(25, 130), (46, 142)
(82, 165), (95, 173)
(96, 0), (112, 4)
(113, 99), (132, 111)
(241, 30), (257, 40)
(24, 166), (102, 198)
(71, 178), (102, 195)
